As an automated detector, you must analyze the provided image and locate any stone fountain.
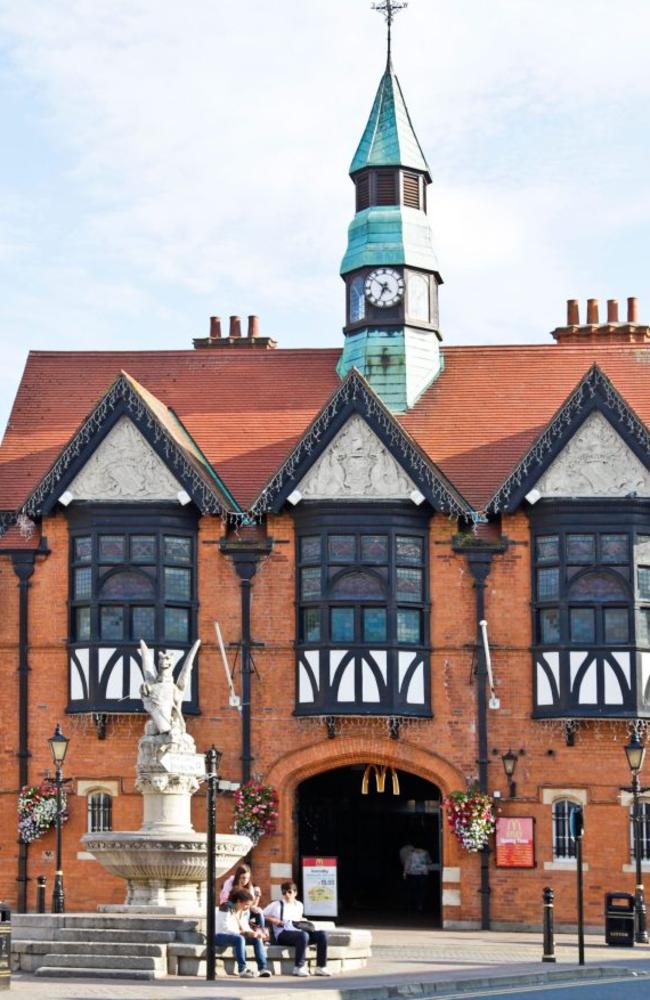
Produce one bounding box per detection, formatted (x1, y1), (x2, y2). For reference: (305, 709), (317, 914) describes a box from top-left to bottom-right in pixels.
(82, 640), (251, 914)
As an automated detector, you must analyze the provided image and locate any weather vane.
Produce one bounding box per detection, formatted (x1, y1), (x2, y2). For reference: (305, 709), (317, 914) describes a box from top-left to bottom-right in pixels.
(372, 0), (408, 67)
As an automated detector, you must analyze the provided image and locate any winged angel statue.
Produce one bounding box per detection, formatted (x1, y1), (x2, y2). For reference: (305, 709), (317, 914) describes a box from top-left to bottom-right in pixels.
(139, 639), (201, 737)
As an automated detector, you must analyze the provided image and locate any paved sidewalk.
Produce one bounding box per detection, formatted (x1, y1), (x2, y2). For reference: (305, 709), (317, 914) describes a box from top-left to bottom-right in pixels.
(8, 928), (650, 999)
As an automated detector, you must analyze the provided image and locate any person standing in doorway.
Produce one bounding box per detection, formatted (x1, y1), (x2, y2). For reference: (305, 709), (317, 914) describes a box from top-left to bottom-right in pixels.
(403, 843), (434, 913)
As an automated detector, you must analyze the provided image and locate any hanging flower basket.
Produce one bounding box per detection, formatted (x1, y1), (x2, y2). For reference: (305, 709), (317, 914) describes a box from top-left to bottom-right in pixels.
(444, 790), (495, 852)
(18, 781), (68, 844)
(232, 780), (279, 846)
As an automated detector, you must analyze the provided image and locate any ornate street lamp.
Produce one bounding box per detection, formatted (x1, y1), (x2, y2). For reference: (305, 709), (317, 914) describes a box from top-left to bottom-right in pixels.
(48, 723), (69, 914)
(205, 746), (223, 982)
(624, 732), (649, 944)
(501, 749), (518, 798)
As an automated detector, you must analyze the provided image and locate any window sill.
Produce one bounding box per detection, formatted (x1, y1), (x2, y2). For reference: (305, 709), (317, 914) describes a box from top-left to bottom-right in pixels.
(543, 860), (589, 871)
(622, 863), (650, 873)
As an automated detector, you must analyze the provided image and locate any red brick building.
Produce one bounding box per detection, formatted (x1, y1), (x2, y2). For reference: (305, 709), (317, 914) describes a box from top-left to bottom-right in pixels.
(2, 24), (650, 932)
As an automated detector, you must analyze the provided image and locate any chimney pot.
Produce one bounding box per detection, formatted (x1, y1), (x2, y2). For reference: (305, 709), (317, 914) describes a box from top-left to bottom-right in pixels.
(587, 298), (599, 325)
(567, 299), (579, 325)
(209, 316), (222, 339)
(229, 315), (242, 338)
(607, 299), (619, 323)
(628, 297), (639, 323)
(248, 315), (260, 338)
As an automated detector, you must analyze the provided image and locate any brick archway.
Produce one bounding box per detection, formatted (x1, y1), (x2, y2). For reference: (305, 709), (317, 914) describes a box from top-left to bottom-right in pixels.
(264, 736), (466, 862)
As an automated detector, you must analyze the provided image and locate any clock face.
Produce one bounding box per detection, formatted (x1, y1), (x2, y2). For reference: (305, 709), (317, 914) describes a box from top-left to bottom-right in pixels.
(364, 267), (405, 308)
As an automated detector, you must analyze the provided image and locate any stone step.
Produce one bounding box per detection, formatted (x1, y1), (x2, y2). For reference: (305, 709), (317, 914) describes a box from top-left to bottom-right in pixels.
(13, 914), (197, 933)
(55, 927), (177, 944)
(35, 966), (158, 981)
(42, 953), (163, 971)
(45, 941), (165, 957)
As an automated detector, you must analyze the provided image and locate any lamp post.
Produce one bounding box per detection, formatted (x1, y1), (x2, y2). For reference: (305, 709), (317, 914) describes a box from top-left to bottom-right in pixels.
(205, 745), (223, 982)
(501, 749), (518, 798)
(624, 732), (649, 944)
(47, 723), (69, 914)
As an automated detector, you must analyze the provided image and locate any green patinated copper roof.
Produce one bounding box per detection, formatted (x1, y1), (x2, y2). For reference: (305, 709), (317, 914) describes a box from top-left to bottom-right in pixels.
(350, 67), (431, 179)
(340, 205), (440, 277)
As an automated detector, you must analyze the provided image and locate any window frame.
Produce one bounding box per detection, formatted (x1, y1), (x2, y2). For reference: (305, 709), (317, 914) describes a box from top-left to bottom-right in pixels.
(551, 798), (579, 861)
(629, 800), (650, 863)
(87, 790), (113, 833)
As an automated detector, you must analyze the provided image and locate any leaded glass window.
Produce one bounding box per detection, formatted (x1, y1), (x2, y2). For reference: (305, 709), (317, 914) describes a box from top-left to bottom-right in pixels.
(349, 276), (366, 323)
(297, 515), (428, 649)
(630, 802), (650, 862)
(552, 799), (578, 860)
(88, 792), (113, 833)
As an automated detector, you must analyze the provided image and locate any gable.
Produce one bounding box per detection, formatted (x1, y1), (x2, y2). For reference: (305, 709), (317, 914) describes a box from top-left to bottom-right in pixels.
(67, 417), (184, 503)
(534, 411), (650, 499)
(297, 414), (416, 501)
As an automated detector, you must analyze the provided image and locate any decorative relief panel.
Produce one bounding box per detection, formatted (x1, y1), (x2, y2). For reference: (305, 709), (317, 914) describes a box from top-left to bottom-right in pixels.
(298, 414), (415, 500)
(535, 411), (650, 499)
(68, 417), (183, 501)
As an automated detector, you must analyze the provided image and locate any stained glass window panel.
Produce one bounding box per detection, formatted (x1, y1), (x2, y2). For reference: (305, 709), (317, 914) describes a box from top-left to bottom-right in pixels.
(639, 568), (650, 601)
(601, 534), (628, 563)
(396, 536), (423, 565)
(569, 571), (627, 602)
(75, 607), (90, 641)
(164, 607), (189, 641)
(301, 567), (321, 600)
(350, 276), (365, 322)
(100, 570), (155, 600)
(397, 609), (421, 643)
(100, 606), (124, 641)
(328, 535), (355, 562)
(330, 607), (355, 642)
(638, 609), (650, 646)
(566, 534), (595, 564)
(302, 608), (320, 642)
(74, 536), (92, 563)
(75, 567), (92, 600)
(360, 535), (388, 563)
(604, 608), (629, 643)
(164, 567), (191, 601)
(363, 608), (387, 642)
(540, 608), (560, 644)
(164, 536), (191, 564)
(536, 536), (559, 564)
(570, 608), (595, 643)
(132, 606), (156, 641)
(99, 535), (126, 563)
(131, 535), (156, 562)
(396, 567), (422, 602)
(537, 568), (559, 601)
(300, 536), (320, 563)
(331, 571), (384, 599)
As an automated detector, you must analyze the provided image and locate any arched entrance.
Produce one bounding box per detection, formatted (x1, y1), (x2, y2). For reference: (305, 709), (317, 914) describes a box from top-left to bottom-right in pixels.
(297, 765), (442, 925)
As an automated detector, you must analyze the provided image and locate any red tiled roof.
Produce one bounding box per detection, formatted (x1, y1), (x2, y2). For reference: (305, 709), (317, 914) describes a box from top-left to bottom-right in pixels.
(2, 342), (650, 514)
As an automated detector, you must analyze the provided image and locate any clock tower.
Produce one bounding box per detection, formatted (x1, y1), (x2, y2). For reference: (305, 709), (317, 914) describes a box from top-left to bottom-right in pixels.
(337, 4), (443, 412)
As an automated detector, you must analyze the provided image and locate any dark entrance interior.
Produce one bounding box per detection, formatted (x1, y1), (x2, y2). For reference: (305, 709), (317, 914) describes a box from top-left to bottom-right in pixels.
(297, 766), (442, 926)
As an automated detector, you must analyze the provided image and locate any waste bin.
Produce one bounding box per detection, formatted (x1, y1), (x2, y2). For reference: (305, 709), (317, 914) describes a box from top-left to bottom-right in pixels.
(0, 903), (10, 990)
(605, 892), (635, 946)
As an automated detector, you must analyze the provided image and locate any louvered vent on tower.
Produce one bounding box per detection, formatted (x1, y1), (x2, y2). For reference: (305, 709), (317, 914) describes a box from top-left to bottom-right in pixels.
(375, 169), (397, 205)
(355, 173), (370, 211)
(402, 172), (421, 209)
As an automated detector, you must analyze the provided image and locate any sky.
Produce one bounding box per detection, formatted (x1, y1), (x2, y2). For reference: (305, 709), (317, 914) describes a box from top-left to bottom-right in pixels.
(0, 0), (649, 436)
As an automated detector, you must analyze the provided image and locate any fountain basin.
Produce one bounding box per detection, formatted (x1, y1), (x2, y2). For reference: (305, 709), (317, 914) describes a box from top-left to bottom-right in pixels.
(82, 831), (252, 914)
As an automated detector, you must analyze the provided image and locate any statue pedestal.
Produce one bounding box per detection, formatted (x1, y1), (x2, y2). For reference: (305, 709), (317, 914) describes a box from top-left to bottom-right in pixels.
(83, 731), (251, 914)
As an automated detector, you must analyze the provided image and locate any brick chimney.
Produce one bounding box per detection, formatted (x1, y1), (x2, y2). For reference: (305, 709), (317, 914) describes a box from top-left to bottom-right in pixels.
(552, 298), (650, 344)
(193, 313), (277, 350)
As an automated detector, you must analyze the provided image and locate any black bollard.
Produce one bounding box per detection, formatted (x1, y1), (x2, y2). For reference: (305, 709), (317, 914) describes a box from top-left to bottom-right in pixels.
(542, 886), (556, 963)
(36, 876), (46, 915)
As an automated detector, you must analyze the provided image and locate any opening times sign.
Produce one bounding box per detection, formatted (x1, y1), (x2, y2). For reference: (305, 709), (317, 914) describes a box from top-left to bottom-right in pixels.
(301, 857), (338, 917)
(495, 817), (536, 868)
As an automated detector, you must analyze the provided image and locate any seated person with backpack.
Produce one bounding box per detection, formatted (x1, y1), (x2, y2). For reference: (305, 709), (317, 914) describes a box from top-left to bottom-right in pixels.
(263, 880), (331, 977)
(214, 888), (272, 978)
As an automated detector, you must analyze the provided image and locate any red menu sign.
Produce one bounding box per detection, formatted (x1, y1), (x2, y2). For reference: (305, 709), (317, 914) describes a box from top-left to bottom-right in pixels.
(495, 817), (535, 868)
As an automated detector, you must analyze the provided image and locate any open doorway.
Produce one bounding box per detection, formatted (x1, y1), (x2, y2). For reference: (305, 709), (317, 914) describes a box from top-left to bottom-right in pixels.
(297, 765), (442, 926)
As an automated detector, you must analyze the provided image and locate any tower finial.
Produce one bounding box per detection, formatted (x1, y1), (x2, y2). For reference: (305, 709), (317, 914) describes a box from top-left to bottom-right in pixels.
(372, 0), (408, 69)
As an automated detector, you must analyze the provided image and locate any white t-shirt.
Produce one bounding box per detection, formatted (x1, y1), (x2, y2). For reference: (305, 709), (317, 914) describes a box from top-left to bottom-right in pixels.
(263, 897), (304, 937)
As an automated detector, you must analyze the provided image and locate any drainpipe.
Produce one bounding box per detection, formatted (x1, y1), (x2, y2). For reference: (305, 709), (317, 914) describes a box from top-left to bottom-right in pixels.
(220, 538), (272, 783)
(455, 538), (506, 931)
(10, 550), (37, 912)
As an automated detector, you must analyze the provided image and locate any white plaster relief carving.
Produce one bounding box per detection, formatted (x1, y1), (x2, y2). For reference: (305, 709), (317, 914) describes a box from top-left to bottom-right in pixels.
(535, 411), (650, 498)
(298, 414), (416, 500)
(69, 417), (183, 501)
